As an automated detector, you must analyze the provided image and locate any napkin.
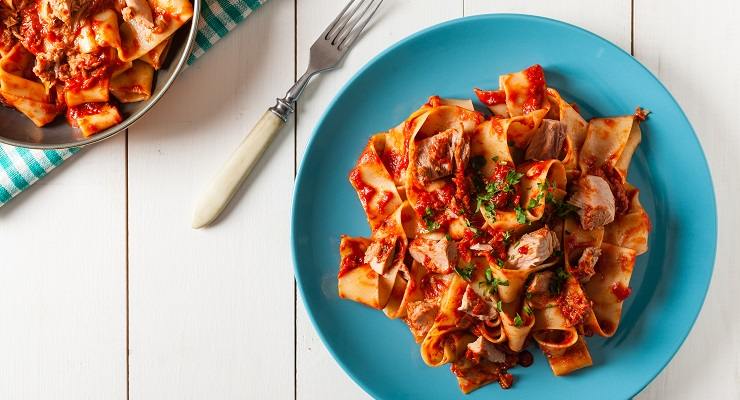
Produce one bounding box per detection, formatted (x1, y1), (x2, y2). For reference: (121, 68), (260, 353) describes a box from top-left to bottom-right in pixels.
(0, 0), (267, 207)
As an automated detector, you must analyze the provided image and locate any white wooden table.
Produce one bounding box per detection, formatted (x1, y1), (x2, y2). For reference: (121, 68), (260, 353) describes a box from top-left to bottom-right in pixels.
(1, 1), (738, 398)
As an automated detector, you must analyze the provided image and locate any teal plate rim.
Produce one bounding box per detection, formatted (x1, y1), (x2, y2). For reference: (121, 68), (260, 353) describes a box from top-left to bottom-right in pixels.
(292, 13), (717, 400)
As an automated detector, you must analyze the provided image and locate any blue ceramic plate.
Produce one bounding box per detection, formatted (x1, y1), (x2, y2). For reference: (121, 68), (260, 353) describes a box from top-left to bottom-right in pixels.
(292, 14), (716, 400)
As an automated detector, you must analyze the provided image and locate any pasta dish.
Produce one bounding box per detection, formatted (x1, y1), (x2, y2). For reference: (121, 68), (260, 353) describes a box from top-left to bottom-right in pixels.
(0, 0), (193, 136)
(337, 64), (651, 393)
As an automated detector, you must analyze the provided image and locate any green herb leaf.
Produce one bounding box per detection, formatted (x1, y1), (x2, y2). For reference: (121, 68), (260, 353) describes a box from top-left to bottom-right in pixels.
(523, 305), (533, 315)
(502, 230), (511, 242)
(513, 313), (524, 327)
(454, 265), (475, 281)
(423, 207), (441, 231)
(515, 206), (527, 224)
(505, 170), (524, 190)
(497, 300), (503, 312)
(549, 267), (570, 295)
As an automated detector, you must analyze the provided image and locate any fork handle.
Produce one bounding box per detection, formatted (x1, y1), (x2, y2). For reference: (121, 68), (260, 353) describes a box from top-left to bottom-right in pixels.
(192, 110), (285, 228)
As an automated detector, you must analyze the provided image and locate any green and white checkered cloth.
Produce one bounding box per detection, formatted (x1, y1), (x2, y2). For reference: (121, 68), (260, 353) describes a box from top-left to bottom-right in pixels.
(0, 0), (266, 207)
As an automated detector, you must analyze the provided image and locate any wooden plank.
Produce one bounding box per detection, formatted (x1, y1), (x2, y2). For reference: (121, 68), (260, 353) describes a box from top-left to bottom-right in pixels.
(633, 1), (740, 398)
(0, 137), (127, 399)
(125, 1), (296, 398)
(294, 1), (463, 399)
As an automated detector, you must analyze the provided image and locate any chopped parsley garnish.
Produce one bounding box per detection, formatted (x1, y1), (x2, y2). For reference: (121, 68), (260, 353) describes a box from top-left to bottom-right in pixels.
(454, 264), (475, 281)
(554, 201), (578, 217)
(478, 268), (509, 295)
(483, 202), (496, 219)
(495, 258), (505, 268)
(492, 155), (500, 163)
(423, 207), (440, 231)
(496, 300), (503, 312)
(445, 233), (452, 241)
(549, 267), (570, 295)
(523, 305), (533, 315)
(515, 205), (528, 224)
(504, 170), (524, 190)
(464, 218), (481, 236)
(513, 313), (524, 327)
(540, 180), (577, 217)
(502, 230), (511, 242)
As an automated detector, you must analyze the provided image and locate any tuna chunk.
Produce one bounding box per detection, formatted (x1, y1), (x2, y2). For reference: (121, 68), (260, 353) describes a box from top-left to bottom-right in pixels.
(409, 236), (457, 274)
(507, 227), (559, 270)
(573, 246), (600, 282)
(122, 0), (155, 27)
(525, 119), (566, 161)
(46, 0), (72, 24)
(414, 128), (468, 185)
(466, 336), (506, 363)
(527, 271), (553, 294)
(458, 285), (498, 321)
(405, 299), (439, 342)
(363, 235), (398, 275)
(568, 175), (616, 230)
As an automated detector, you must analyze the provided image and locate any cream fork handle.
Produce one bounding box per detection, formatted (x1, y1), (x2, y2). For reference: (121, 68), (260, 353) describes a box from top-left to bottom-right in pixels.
(191, 110), (284, 229)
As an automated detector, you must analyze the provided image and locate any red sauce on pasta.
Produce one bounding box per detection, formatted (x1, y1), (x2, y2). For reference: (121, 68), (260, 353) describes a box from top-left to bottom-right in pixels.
(521, 64), (546, 114)
(19, 4), (44, 55)
(65, 49), (121, 92)
(524, 161), (548, 178)
(349, 169), (376, 209)
(380, 149), (404, 181)
(66, 102), (107, 120)
(376, 190), (394, 213)
(487, 162), (519, 209)
(337, 238), (366, 278)
(474, 88), (507, 106)
(610, 282), (632, 301)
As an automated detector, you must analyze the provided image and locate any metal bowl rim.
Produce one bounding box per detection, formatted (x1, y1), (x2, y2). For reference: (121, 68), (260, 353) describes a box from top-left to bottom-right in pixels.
(0, 0), (202, 150)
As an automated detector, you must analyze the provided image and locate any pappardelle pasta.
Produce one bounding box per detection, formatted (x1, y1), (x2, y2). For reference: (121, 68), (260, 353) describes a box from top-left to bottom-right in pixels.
(338, 64), (651, 394)
(0, 0), (192, 136)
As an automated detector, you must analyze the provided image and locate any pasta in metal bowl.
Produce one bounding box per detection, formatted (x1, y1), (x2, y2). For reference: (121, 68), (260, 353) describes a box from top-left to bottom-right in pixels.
(337, 64), (651, 394)
(0, 0), (193, 137)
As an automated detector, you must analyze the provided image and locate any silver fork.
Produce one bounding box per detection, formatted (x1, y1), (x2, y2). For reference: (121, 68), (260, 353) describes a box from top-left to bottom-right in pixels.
(192, 0), (384, 229)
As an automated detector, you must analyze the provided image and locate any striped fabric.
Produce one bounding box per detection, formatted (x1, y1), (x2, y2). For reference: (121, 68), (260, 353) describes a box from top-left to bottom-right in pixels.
(0, 145), (79, 205)
(0, 0), (266, 207)
(189, 0), (265, 63)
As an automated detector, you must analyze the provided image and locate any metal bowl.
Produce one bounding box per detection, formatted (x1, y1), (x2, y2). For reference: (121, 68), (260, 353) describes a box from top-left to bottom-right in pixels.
(0, 0), (201, 149)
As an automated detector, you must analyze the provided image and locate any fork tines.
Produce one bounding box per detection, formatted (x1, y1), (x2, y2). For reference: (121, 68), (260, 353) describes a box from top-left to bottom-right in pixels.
(322, 0), (383, 51)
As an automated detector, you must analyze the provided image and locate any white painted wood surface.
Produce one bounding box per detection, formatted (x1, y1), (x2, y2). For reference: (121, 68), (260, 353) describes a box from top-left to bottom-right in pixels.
(1, 0), (738, 398)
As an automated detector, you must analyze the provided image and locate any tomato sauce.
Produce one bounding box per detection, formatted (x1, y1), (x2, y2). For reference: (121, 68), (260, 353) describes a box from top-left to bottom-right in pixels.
(380, 149), (405, 181)
(19, 4), (44, 55)
(348, 169), (375, 209)
(66, 102), (107, 120)
(337, 237), (366, 278)
(65, 50), (121, 92)
(524, 161), (547, 178)
(376, 190), (394, 213)
(520, 64), (546, 114)
(610, 282), (632, 301)
(474, 88), (507, 106)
